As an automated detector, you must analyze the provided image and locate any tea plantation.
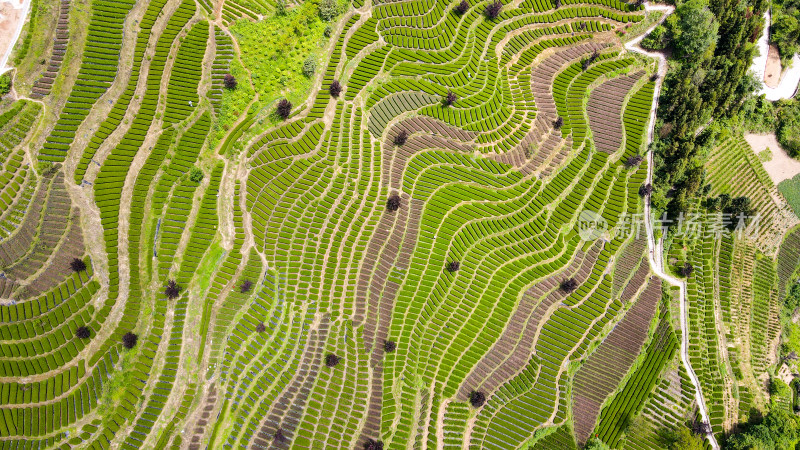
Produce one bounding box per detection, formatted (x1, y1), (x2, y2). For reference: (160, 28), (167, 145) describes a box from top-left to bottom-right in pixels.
(0, 0), (798, 448)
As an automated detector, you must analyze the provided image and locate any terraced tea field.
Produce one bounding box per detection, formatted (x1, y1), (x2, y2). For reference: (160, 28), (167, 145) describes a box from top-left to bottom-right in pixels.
(0, 0), (797, 448)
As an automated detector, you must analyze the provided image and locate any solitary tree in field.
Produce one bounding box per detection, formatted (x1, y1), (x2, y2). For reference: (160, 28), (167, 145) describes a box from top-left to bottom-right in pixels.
(454, 0), (469, 15)
(256, 322), (266, 333)
(691, 419), (711, 435)
(553, 116), (564, 129)
(443, 90), (458, 107)
(582, 50), (600, 70)
(364, 439), (384, 450)
(329, 79), (342, 98)
(223, 74), (237, 90)
(484, 0), (502, 19)
(625, 154), (644, 168)
(325, 353), (341, 367)
(384, 340), (396, 352)
(386, 194), (401, 212)
(189, 167), (204, 183)
(553, 0), (561, 8)
(165, 280), (181, 299)
(679, 262), (694, 277)
(579, 22), (587, 31)
(639, 183), (653, 197)
(122, 332), (138, 349)
(446, 261), (461, 273)
(633, 0), (645, 8)
(560, 277), (579, 293)
(274, 427), (286, 443)
(469, 390), (486, 407)
(70, 258), (87, 272)
(76, 326), (91, 339)
(276, 99), (293, 120)
(394, 129), (408, 146)
(650, 73), (660, 82)
(240, 279), (253, 293)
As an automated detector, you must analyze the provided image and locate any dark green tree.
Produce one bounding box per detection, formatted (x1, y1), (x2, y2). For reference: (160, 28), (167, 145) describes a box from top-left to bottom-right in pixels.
(671, 0), (719, 58)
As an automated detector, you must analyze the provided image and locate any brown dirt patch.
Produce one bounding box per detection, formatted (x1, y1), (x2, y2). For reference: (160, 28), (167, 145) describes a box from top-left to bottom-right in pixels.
(744, 132), (800, 184)
(764, 45), (782, 88)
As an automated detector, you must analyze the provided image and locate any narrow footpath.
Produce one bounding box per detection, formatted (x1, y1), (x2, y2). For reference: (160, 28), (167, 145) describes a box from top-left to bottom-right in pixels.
(625, 4), (720, 450)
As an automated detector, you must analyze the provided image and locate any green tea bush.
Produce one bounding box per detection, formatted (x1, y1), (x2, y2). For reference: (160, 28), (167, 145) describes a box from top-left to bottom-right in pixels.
(189, 167), (204, 182)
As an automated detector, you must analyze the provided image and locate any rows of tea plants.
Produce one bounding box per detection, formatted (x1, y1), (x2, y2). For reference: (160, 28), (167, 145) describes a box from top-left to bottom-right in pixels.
(38, 0), (137, 162)
(73, 0), (192, 183)
(705, 136), (799, 251)
(0, 0), (678, 447)
(0, 1), (221, 447)
(209, 28), (234, 115)
(572, 277), (663, 444)
(30, 0), (72, 98)
(593, 301), (678, 447)
(620, 360), (696, 449)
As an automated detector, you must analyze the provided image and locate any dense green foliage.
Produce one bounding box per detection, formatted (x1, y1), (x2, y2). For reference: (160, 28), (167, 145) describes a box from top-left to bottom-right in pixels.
(669, 0), (719, 57)
(651, 0), (765, 218)
(319, 0), (339, 20)
(786, 283), (800, 314)
(771, 0), (800, 64)
(669, 428), (705, 450)
(725, 409), (800, 449)
(737, 95), (800, 158)
(584, 437), (611, 450)
(0, 74), (11, 96)
(641, 24), (668, 50)
(776, 100), (800, 157)
(642, 1), (720, 56)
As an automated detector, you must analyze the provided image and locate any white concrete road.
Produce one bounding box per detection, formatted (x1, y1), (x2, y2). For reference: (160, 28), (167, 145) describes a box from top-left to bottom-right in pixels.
(626, 4), (720, 450)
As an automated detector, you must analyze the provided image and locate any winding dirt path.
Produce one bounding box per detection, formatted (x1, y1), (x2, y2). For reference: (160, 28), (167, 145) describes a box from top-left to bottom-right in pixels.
(626, 4), (719, 450)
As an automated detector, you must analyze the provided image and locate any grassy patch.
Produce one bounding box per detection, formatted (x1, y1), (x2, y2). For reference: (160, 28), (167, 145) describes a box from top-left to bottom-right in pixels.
(623, 10), (664, 43)
(229, 1), (329, 118)
(195, 241), (225, 295)
(210, 57), (256, 149)
(779, 174), (800, 218)
(784, 322), (800, 356)
(97, 347), (138, 419)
